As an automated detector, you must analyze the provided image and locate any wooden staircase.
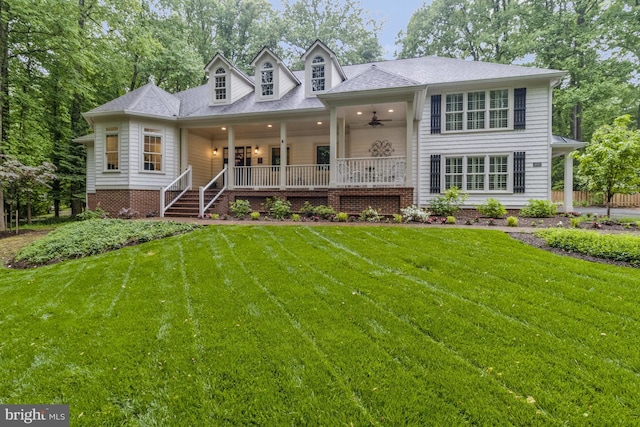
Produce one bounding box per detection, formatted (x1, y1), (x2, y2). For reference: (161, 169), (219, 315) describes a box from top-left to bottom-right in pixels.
(163, 189), (220, 218)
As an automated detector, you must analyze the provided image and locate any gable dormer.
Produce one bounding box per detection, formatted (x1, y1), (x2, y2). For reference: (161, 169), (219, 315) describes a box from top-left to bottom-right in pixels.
(204, 53), (254, 106)
(301, 40), (347, 98)
(250, 47), (300, 102)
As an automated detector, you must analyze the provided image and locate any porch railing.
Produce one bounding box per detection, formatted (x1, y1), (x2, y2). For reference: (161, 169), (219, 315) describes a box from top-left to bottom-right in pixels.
(199, 166), (227, 218)
(336, 156), (406, 186)
(234, 165), (280, 188)
(160, 165), (192, 217)
(287, 165), (330, 188)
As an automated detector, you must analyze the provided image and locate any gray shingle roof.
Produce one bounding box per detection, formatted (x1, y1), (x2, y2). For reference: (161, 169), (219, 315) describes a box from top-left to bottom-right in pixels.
(86, 56), (564, 121)
(85, 82), (180, 118)
(326, 64), (423, 94)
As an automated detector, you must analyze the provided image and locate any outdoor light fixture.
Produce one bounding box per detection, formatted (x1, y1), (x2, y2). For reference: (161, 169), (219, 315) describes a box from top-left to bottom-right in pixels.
(254, 146), (259, 154)
(213, 147), (218, 156)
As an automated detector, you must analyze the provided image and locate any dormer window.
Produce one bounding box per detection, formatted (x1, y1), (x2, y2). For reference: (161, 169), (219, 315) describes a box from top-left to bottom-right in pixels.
(261, 62), (274, 97)
(214, 67), (227, 101)
(311, 56), (326, 92)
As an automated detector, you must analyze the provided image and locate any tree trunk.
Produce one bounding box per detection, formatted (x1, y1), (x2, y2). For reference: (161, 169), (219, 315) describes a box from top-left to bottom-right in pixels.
(0, 0), (8, 231)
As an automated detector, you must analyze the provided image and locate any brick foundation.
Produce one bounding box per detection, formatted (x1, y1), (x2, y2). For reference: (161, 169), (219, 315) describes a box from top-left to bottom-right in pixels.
(91, 190), (160, 218)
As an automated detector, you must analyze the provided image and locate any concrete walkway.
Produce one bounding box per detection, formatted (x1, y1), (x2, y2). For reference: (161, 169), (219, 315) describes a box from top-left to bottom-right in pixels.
(575, 207), (640, 219)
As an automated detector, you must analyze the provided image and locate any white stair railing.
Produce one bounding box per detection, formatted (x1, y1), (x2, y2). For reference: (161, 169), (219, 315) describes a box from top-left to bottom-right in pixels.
(199, 166), (227, 218)
(160, 165), (192, 217)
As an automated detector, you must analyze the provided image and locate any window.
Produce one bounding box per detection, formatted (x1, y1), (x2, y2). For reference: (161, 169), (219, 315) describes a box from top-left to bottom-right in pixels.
(316, 145), (330, 167)
(214, 67), (227, 101)
(445, 94), (463, 131)
(311, 56), (326, 92)
(104, 126), (119, 171)
(443, 89), (511, 132)
(489, 155), (509, 190)
(143, 127), (162, 171)
(445, 157), (463, 189)
(271, 146), (290, 166)
(444, 155), (510, 192)
(490, 90), (509, 129)
(261, 62), (274, 97)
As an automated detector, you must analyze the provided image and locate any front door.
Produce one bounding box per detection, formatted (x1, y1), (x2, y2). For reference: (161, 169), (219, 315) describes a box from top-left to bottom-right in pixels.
(224, 146), (252, 166)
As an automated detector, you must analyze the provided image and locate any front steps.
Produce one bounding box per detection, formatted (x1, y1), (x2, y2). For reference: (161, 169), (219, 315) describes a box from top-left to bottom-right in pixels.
(163, 190), (220, 217)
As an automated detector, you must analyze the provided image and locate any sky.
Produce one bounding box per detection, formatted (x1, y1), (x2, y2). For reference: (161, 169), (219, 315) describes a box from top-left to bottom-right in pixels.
(269, 0), (433, 59)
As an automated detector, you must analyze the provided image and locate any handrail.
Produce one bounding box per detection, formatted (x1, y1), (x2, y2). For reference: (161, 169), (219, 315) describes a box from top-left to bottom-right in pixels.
(199, 166), (228, 218)
(160, 165), (192, 217)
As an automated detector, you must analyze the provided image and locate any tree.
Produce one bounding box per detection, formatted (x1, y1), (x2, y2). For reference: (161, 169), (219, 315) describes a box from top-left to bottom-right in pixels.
(396, 0), (525, 63)
(282, 0), (383, 66)
(574, 115), (640, 217)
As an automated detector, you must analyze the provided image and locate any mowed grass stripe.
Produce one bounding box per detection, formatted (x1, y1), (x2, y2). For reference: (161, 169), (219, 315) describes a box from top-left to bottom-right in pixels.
(1, 225), (640, 425)
(260, 226), (640, 422)
(225, 227), (532, 423)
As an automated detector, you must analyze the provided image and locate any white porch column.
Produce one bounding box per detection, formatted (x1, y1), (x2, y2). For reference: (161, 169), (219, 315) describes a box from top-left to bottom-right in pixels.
(228, 126), (235, 190)
(180, 128), (188, 172)
(338, 117), (346, 158)
(280, 123), (287, 190)
(563, 153), (573, 212)
(329, 108), (337, 186)
(405, 100), (414, 187)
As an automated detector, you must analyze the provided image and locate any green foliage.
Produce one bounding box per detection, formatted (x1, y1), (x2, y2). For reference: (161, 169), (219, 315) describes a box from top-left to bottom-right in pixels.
(393, 213), (403, 224)
(359, 206), (382, 222)
(229, 199), (252, 219)
(265, 196), (292, 220)
(250, 211), (260, 220)
(291, 213), (301, 222)
(477, 198), (507, 218)
(14, 219), (200, 266)
(300, 202), (336, 219)
(536, 228), (640, 264)
(429, 187), (468, 217)
(76, 207), (109, 221)
(506, 216), (518, 227)
(400, 205), (431, 223)
(335, 212), (348, 222)
(519, 199), (558, 218)
(445, 216), (456, 224)
(574, 115), (640, 216)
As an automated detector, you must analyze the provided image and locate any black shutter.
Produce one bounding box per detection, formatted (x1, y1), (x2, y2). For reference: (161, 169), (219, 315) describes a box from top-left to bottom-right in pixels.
(430, 95), (441, 134)
(430, 155), (441, 193)
(513, 151), (526, 193)
(514, 88), (526, 130)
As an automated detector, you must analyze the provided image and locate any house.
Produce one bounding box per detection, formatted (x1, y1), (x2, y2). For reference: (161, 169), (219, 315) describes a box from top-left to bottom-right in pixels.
(77, 40), (583, 218)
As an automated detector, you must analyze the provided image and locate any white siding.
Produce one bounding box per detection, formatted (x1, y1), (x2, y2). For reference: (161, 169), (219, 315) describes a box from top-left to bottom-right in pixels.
(128, 120), (180, 189)
(230, 74), (254, 103)
(86, 144), (95, 193)
(278, 67), (297, 98)
(187, 131), (214, 187)
(418, 82), (552, 208)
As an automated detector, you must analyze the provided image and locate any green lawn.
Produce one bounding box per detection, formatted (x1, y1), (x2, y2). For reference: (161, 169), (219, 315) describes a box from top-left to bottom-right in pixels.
(1, 225), (639, 425)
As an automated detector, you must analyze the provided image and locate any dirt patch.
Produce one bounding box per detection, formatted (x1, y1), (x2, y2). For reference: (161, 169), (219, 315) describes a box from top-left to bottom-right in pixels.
(0, 229), (52, 267)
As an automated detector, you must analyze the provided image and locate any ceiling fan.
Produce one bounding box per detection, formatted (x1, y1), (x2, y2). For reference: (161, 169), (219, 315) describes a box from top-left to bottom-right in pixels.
(366, 111), (392, 127)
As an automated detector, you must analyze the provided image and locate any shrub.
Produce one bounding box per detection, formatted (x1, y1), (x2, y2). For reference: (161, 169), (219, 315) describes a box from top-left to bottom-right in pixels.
(445, 216), (456, 224)
(230, 199), (252, 219)
(519, 199), (558, 218)
(535, 229), (640, 263)
(250, 211), (260, 220)
(400, 205), (431, 223)
(264, 196), (291, 220)
(14, 219), (201, 266)
(291, 213), (301, 222)
(299, 201), (315, 217)
(429, 187), (468, 216)
(211, 213), (220, 220)
(300, 202), (336, 219)
(76, 207), (109, 221)
(393, 214), (403, 223)
(359, 206), (382, 222)
(506, 216), (518, 227)
(335, 212), (348, 222)
(477, 198), (507, 218)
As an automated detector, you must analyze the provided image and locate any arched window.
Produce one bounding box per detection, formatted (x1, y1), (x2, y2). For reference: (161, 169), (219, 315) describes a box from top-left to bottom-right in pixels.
(261, 62), (274, 97)
(214, 67), (227, 101)
(311, 55), (326, 92)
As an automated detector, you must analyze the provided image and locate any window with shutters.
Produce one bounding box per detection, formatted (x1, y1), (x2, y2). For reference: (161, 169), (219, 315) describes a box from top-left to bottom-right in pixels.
(440, 89), (513, 132)
(443, 154), (511, 192)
